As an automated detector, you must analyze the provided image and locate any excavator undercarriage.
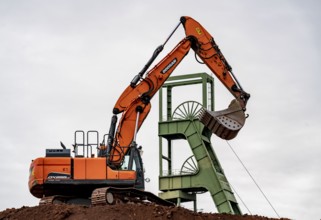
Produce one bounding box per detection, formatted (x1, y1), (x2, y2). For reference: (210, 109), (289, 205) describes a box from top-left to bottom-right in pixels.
(39, 187), (173, 206)
(91, 187), (173, 206)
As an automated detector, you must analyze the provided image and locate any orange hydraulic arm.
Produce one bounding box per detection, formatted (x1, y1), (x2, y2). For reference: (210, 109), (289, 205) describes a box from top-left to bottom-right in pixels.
(181, 16), (250, 108)
(107, 38), (192, 166)
(107, 16), (250, 166)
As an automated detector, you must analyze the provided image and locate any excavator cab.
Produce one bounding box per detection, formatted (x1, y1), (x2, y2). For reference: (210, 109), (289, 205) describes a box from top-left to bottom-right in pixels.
(199, 99), (247, 140)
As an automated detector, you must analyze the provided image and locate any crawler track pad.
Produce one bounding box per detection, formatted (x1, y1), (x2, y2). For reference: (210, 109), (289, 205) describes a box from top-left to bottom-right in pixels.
(198, 99), (246, 140)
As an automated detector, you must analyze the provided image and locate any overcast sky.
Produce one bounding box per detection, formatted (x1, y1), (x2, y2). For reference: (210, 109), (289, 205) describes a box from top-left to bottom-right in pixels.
(1, 0), (320, 219)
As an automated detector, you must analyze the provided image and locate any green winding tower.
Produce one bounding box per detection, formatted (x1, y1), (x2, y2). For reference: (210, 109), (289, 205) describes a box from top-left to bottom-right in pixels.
(158, 72), (241, 214)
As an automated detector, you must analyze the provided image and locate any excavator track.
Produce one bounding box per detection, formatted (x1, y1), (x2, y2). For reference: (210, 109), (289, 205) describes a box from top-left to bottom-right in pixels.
(39, 196), (56, 205)
(39, 195), (72, 205)
(91, 187), (174, 206)
(39, 195), (91, 206)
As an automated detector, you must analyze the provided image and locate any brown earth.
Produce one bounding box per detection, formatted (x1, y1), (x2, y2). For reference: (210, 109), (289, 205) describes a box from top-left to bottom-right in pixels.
(0, 203), (289, 220)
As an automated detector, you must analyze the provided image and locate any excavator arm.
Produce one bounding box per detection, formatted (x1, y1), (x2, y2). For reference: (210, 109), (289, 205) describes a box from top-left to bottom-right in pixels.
(181, 16), (250, 140)
(181, 16), (250, 108)
(107, 16), (250, 167)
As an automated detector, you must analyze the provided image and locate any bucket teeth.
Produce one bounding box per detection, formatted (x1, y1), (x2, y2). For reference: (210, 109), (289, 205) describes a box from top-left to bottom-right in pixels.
(198, 99), (246, 140)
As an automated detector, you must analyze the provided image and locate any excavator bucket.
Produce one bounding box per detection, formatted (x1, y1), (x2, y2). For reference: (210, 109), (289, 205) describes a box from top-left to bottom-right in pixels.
(198, 99), (246, 140)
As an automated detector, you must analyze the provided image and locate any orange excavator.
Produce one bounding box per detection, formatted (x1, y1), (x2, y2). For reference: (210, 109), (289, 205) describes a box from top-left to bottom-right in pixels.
(28, 16), (250, 206)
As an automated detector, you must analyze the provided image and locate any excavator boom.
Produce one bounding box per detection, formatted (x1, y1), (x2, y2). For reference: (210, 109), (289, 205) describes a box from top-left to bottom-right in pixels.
(108, 38), (192, 165)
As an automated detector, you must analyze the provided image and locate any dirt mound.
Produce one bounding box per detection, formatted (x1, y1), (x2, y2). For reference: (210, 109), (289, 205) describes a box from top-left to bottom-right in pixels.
(0, 203), (289, 220)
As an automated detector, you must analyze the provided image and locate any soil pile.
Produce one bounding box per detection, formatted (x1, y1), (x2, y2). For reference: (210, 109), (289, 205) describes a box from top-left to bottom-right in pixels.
(0, 203), (289, 220)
